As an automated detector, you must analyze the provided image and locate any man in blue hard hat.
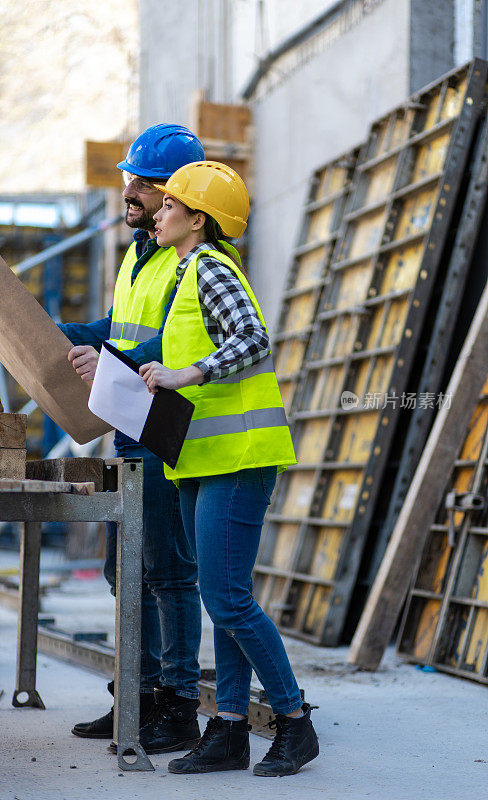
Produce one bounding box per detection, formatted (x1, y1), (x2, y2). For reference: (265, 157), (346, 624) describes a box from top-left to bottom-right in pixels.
(59, 125), (203, 755)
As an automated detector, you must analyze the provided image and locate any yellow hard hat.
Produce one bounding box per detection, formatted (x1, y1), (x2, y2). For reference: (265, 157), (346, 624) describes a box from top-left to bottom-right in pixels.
(154, 161), (249, 238)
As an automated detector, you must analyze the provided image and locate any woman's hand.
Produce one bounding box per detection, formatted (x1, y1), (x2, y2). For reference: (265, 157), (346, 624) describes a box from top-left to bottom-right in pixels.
(139, 362), (204, 394)
(139, 362), (180, 393)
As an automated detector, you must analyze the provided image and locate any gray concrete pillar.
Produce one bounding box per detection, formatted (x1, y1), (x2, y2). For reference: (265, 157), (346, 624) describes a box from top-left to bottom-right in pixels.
(409, 0), (456, 93)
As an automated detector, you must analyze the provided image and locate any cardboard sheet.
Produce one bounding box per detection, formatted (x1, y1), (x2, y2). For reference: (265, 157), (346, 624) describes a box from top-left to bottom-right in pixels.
(0, 255), (112, 444)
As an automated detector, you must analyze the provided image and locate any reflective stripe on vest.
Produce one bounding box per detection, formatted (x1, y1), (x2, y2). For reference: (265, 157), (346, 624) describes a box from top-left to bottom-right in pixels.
(186, 407), (288, 440)
(162, 248), (296, 480)
(109, 320), (160, 344)
(110, 321), (124, 339)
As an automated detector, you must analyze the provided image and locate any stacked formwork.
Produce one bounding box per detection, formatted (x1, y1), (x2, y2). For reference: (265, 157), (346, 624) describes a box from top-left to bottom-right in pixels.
(273, 154), (360, 414)
(254, 60), (488, 646)
(397, 381), (488, 683)
(392, 97), (488, 683)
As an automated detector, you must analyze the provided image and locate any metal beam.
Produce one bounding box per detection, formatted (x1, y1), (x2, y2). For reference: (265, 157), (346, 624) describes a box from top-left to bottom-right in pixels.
(13, 216), (123, 276)
(34, 630), (287, 738)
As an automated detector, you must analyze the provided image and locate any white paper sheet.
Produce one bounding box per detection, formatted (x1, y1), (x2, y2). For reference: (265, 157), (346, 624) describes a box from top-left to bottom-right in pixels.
(88, 345), (152, 442)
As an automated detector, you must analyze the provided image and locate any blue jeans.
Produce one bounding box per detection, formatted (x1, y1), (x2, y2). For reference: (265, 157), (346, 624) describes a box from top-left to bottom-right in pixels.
(179, 467), (302, 716)
(104, 444), (201, 698)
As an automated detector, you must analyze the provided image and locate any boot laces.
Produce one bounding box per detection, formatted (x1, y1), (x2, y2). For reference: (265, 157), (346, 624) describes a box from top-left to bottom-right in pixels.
(188, 717), (221, 755)
(264, 716), (289, 760)
(143, 690), (178, 725)
(144, 704), (165, 725)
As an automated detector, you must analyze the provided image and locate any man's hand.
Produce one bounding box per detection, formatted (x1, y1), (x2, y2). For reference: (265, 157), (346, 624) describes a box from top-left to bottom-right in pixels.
(139, 362), (204, 394)
(67, 345), (99, 382)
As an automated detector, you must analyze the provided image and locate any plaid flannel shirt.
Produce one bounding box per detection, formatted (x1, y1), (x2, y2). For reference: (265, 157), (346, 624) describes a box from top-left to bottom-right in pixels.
(175, 242), (270, 383)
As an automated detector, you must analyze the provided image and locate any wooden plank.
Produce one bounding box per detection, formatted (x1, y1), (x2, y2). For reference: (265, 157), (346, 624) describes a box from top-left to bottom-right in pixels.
(0, 413), (27, 449)
(197, 102), (251, 143)
(0, 479), (71, 492)
(85, 141), (128, 188)
(0, 479), (95, 494)
(0, 256), (112, 444)
(69, 482), (95, 496)
(0, 449), (26, 480)
(26, 458), (104, 492)
(348, 275), (488, 670)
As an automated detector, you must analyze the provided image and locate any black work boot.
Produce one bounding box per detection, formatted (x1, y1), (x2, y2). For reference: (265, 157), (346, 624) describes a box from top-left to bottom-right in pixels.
(168, 716), (250, 773)
(110, 685), (200, 754)
(253, 703), (319, 776)
(72, 680), (155, 739)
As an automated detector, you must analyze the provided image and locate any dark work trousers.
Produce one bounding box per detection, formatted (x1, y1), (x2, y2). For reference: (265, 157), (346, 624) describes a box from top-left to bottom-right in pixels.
(104, 443), (201, 697)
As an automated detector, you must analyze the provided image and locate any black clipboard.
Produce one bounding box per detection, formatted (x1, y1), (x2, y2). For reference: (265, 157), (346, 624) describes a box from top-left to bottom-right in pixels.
(101, 341), (195, 469)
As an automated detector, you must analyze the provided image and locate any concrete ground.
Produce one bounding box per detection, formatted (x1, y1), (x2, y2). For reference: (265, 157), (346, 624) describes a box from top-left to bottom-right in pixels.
(1, 553), (488, 800)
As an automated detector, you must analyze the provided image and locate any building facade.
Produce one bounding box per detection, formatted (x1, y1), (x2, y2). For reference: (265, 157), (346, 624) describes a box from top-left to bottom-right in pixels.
(141, 0), (484, 329)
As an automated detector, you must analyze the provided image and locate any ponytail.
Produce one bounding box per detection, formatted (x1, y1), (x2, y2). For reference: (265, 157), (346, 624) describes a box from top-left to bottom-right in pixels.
(203, 216), (244, 271)
(182, 203), (247, 274)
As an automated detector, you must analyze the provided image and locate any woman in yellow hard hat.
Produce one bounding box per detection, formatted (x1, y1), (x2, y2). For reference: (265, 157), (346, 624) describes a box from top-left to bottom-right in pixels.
(139, 161), (319, 777)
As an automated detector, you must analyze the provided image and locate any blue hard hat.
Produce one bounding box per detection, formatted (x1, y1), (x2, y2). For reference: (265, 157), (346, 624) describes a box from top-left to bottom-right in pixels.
(117, 124), (205, 180)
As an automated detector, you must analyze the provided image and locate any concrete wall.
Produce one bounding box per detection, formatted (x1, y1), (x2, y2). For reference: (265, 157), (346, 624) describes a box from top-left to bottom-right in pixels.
(232, 0), (341, 96)
(139, 1), (199, 126)
(249, 0), (410, 331)
(139, 0), (339, 126)
(139, 0), (475, 333)
(410, 0), (455, 93)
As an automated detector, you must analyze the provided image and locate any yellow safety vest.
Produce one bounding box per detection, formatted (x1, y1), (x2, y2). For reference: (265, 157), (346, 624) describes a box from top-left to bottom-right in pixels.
(162, 249), (297, 480)
(109, 242), (179, 351)
(109, 241), (241, 352)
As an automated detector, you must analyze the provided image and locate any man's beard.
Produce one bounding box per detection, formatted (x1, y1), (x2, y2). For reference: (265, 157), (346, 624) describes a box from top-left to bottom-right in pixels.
(124, 198), (159, 230)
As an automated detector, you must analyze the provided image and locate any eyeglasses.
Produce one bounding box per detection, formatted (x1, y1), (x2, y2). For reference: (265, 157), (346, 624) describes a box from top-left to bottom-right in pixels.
(122, 171), (163, 194)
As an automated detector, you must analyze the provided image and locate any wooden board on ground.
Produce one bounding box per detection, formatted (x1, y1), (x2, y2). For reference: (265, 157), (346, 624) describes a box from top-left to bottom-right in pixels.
(348, 274), (488, 670)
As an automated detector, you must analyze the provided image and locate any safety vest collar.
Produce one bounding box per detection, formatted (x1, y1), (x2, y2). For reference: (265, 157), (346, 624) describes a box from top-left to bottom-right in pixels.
(110, 243), (179, 351)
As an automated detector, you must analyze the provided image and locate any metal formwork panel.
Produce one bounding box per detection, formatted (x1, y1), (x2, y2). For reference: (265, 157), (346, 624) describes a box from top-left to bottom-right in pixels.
(357, 101), (488, 611)
(255, 61), (488, 645)
(273, 155), (359, 412)
(397, 378), (488, 683)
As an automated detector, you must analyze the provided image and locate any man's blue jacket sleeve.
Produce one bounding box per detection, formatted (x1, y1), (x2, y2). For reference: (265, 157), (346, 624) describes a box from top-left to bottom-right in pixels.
(59, 307), (163, 366)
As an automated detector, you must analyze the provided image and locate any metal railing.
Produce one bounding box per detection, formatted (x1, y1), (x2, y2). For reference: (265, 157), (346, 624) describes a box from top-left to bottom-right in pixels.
(13, 215), (123, 276)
